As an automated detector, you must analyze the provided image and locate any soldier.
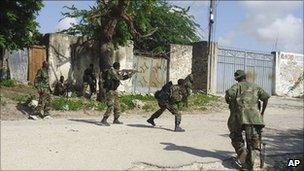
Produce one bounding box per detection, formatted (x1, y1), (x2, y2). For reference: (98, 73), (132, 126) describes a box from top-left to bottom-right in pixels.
(30, 61), (52, 120)
(82, 64), (97, 98)
(225, 70), (269, 170)
(53, 76), (66, 96)
(146, 80), (185, 132)
(100, 62), (135, 126)
(180, 74), (194, 107)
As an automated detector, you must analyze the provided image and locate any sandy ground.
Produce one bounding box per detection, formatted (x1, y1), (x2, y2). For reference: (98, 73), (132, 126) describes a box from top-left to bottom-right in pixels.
(0, 96), (303, 170)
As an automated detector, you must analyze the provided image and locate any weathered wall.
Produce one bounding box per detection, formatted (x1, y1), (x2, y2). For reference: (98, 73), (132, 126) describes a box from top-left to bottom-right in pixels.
(274, 52), (304, 97)
(192, 41), (209, 92)
(8, 49), (28, 83)
(47, 33), (78, 90)
(169, 44), (192, 84)
(132, 55), (168, 94)
(47, 33), (134, 92)
(114, 43), (134, 92)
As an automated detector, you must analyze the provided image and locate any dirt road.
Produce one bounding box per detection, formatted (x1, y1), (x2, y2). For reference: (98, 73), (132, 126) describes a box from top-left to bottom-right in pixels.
(1, 97), (303, 170)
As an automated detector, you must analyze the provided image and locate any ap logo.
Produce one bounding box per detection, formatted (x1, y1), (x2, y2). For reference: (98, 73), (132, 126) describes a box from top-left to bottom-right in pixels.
(287, 159), (301, 167)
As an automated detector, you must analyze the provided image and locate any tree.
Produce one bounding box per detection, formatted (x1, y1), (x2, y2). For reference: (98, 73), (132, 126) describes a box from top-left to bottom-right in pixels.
(61, 0), (200, 69)
(0, 0), (44, 51)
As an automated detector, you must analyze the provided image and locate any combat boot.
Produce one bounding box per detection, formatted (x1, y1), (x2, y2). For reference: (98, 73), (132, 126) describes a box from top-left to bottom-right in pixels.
(100, 116), (110, 126)
(174, 121), (185, 132)
(147, 117), (155, 126)
(113, 116), (123, 124)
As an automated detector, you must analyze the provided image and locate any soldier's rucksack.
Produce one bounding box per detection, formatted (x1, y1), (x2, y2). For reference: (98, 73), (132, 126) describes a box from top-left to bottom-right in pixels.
(154, 81), (173, 101)
(102, 69), (120, 90)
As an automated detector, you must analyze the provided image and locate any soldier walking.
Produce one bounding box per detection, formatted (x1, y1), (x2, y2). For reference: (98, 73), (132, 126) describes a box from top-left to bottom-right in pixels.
(30, 61), (52, 120)
(225, 70), (269, 170)
(146, 79), (187, 132)
(100, 62), (135, 126)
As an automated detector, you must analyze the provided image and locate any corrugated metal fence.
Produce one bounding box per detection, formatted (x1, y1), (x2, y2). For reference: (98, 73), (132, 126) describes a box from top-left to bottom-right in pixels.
(216, 47), (274, 94)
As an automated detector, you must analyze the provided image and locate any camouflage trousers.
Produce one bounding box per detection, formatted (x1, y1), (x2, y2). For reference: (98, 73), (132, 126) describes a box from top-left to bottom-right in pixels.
(150, 101), (181, 123)
(229, 124), (262, 169)
(35, 88), (51, 117)
(103, 90), (120, 118)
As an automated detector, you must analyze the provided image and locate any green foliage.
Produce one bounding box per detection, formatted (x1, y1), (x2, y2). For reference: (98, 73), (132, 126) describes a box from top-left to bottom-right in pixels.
(0, 0), (44, 50)
(142, 101), (158, 112)
(12, 94), (30, 103)
(188, 93), (219, 110)
(0, 79), (17, 87)
(51, 97), (107, 111)
(119, 94), (156, 112)
(61, 0), (200, 54)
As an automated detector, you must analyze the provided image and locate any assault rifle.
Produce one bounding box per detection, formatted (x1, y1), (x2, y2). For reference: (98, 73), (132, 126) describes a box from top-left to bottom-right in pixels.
(119, 69), (139, 77)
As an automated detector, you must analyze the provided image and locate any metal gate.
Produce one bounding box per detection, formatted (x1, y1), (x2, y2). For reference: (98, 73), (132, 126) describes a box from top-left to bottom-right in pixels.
(8, 48), (28, 83)
(216, 47), (274, 94)
(132, 55), (168, 93)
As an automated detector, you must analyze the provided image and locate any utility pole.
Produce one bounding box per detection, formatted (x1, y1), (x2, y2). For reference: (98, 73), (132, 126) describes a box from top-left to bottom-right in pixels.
(208, 0), (215, 51)
(207, 0), (215, 93)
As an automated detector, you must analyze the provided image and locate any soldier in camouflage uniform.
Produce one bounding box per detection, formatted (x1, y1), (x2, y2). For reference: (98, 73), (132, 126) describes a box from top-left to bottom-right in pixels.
(147, 80), (185, 132)
(100, 62), (135, 126)
(225, 70), (269, 170)
(31, 61), (52, 119)
(179, 74), (194, 107)
(53, 76), (66, 96)
(82, 64), (97, 98)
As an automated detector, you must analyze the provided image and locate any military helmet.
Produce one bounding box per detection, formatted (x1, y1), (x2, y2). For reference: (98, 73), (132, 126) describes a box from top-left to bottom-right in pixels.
(234, 70), (246, 79)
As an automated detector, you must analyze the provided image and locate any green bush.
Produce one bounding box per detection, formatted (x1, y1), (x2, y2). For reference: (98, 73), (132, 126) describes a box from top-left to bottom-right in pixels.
(51, 97), (107, 111)
(51, 98), (83, 111)
(142, 101), (158, 112)
(0, 79), (17, 87)
(120, 94), (156, 111)
(188, 93), (218, 110)
(12, 94), (30, 103)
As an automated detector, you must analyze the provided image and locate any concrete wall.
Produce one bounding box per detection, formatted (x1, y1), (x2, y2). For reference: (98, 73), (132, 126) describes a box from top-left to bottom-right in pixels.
(192, 41), (209, 92)
(47, 33), (78, 90)
(169, 44), (192, 84)
(46, 33), (134, 92)
(274, 52), (304, 97)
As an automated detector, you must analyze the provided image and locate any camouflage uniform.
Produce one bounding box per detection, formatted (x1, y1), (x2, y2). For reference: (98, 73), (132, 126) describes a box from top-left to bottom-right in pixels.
(53, 80), (65, 96)
(225, 80), (270, 169)
(148, 84), (184, 132)
(82, 66), (96, 96)
(34, 67), (51, 117)
(101, 67), (132, 125)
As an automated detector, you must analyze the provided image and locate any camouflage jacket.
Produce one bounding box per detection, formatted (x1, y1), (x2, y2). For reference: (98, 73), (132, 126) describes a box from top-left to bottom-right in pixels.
(34, 68), (49, 89)
(225, 81), (270, 126)
(170, 85), (183, 103)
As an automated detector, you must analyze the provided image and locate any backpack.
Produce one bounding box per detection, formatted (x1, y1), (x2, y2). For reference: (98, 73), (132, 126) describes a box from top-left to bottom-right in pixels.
(102, 69), (120, 90)
(154, 81), (173, 101)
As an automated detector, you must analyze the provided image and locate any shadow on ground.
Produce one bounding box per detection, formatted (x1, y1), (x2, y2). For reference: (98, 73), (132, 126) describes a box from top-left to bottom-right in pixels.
(68, 118), (101, 126)
(160, 142), (240, 170)
(127, 124), (173, 132)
